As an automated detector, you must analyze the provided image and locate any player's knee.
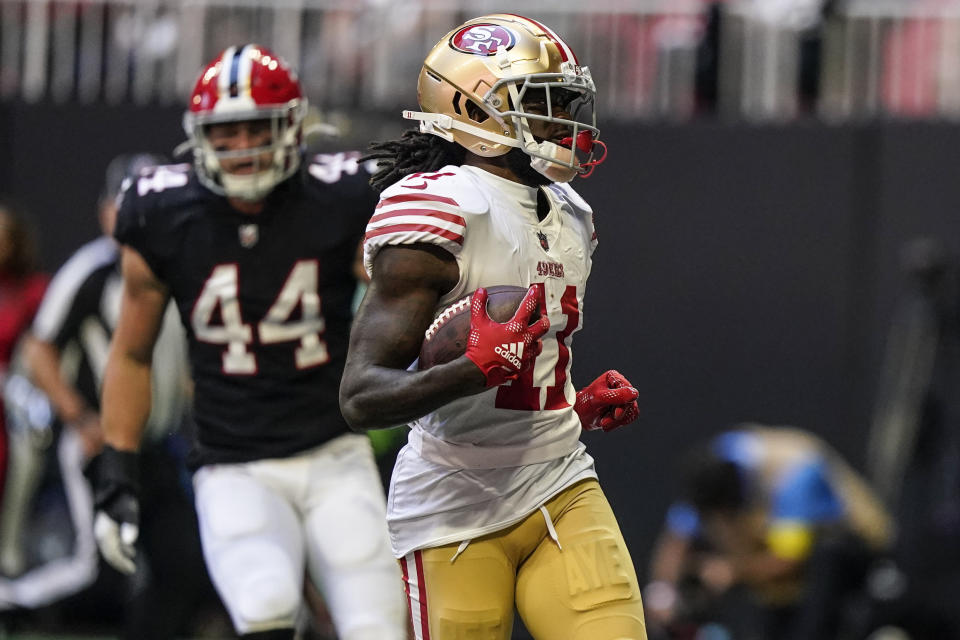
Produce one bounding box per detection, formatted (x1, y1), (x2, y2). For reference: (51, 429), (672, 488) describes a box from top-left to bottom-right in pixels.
(227, 548), (300, 628)
(339, 622), (407, 640)
(335, 601), (409, 640)
(573, 614), (648, 640)
(436, 608), (511, 640)
(216, 538), (301, 630)
(233, 574), (300, 628)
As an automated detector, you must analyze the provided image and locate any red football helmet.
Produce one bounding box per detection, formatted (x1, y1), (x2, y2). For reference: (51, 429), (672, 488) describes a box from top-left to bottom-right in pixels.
(182, 44), (307, 201)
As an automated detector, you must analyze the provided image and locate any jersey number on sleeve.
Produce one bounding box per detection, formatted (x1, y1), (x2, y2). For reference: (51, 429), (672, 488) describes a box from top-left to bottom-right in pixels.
(495, 284), (579, 411)
(136, 165), (190, 196)
(191, 261), (330, 374)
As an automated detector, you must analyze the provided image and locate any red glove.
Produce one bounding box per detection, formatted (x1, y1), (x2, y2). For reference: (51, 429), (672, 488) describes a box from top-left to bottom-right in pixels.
(574, 370), (640, 432)
(465, 286), (550, 387)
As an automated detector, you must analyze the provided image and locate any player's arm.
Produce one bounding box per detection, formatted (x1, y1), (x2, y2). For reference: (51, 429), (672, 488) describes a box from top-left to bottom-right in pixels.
(353, 239), (370, 284)
(22, 334), (97, 429)
(91, 246), (169, 574)
(25, 271), (102, 455)
(339, 244), (486, 432)
(100, 246), (169, 451)
(644, 503), (700, 627)
(724, 548), (804, 586)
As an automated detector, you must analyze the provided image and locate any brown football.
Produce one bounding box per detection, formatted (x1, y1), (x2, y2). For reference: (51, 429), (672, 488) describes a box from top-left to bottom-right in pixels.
(418, 285), (536, 370)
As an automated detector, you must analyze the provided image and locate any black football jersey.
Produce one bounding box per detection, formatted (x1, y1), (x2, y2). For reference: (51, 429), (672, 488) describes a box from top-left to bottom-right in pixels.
(114, 152), (376, 468)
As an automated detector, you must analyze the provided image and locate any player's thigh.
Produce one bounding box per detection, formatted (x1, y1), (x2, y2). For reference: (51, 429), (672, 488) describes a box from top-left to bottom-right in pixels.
(301, 435), (406, 639)
(302, 435), (392, 575)
(517, 480), (647, 640)
(403, 541), (516, 640)
(193, 464), (305, 632)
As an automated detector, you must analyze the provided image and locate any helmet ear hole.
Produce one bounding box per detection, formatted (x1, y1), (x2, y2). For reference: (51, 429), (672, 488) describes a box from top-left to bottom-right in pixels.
(464, 100), (489, 124)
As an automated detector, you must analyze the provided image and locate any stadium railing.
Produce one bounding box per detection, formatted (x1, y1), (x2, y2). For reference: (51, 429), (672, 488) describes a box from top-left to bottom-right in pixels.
(4, 0), (958, 121)
(0, 0), (706, 120)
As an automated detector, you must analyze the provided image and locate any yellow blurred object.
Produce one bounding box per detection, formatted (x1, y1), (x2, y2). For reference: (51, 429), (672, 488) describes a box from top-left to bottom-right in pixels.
(766, 521), (815, 561)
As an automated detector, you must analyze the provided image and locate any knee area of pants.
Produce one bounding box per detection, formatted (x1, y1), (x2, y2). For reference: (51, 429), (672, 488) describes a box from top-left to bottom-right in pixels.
(437, 608), (510, 639)
(573, 614), (647, 640)
(232, 576), (300, 627)
(338, 623), (407, 640)
(218, 540), (301, 628)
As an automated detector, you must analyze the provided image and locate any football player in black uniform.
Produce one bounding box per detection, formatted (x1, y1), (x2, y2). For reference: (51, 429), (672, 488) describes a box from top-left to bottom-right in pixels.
(93, 45), (407, 640)
(10, 153), (216, 639)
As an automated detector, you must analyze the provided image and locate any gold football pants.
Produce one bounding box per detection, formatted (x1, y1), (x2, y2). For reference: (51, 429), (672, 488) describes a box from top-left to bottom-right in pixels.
(400, 478), (647, 640)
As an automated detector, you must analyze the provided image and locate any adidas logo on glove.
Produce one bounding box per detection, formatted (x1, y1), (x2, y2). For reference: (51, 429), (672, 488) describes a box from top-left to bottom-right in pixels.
(494, 342), (524, 368)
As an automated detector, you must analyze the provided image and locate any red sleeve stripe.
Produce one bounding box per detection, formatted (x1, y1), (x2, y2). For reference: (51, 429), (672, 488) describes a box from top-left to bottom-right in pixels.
(365, 224), (464, 245)
(369, 208), (466, 226)
(377, 193), (459, 209)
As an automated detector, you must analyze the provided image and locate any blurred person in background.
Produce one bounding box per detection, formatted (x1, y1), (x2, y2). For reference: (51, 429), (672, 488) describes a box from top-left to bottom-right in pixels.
(0, 153), (223, 639)
(645, 424), (893, 640)
(0, 202), (47, 524)
(866, 237), (960, 639)
(340, 13), (645, 640)
(94, 44), (407, 640)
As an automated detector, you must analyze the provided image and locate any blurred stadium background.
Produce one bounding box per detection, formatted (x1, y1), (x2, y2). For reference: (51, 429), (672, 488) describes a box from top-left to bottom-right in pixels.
(2, 0), (960, 638)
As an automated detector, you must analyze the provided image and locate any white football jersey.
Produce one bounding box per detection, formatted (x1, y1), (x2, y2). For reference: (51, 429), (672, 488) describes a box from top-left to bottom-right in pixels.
(364, 165), (599, 557)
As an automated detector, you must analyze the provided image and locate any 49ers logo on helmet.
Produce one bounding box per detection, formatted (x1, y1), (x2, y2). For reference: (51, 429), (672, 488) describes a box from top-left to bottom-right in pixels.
(449, 24), (517, 56)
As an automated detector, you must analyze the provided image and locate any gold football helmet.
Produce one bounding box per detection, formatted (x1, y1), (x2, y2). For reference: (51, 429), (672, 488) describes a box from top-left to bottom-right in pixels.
(404, 14), (605, 182)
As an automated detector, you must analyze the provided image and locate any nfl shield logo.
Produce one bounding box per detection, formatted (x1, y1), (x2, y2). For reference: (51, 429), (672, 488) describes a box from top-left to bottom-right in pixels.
(238, 224), (259, 248)
(537, 231), (549, 251)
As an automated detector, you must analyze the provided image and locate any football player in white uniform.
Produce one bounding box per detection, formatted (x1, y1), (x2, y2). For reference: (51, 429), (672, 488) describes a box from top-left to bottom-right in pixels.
(340, 14), (647, 640)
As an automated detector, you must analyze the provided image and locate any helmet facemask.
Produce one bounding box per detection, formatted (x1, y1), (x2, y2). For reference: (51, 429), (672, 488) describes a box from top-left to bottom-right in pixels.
(491, 65), (605, 182)
(408, 59), (605, 183)
(183, 99), (307, 202)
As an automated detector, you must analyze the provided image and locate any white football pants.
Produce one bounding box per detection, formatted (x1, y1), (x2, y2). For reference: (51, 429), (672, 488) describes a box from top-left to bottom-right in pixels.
(193, 433), (407, 638)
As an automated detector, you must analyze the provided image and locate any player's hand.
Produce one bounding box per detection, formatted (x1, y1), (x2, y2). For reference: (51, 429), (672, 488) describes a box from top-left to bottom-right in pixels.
(698, 555), (736, 593)
(465, 286), (550, 387)
(643, 581), (679, 629)
(574, 370), (639, 432)
(70, 411), (104, 460)
(89, 445), (141, 575)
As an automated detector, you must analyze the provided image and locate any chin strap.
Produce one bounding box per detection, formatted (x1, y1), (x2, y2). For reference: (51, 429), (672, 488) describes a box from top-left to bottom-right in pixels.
(529, 141), (578, 183)
(403, 110), (520, 149)
(406, 109), (606, 182)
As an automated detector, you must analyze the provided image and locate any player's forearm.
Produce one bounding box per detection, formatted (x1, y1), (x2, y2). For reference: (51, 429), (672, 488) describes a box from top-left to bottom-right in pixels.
(730, 551), (802, 585)
(649, 532), (691, 584)
(23, 336), (90, 423)
(100, 347), (152, 451)
(339, 356), (485, 432)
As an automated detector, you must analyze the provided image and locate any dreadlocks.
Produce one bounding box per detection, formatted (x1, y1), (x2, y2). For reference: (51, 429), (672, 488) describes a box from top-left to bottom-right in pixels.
(362, 129), (466, 193)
